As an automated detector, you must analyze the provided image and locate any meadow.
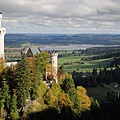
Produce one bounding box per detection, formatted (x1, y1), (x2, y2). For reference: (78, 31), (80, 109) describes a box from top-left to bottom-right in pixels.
(58, 53), (116, 103)
(58, 56), (113, 73)
(86, 83), (120, 103)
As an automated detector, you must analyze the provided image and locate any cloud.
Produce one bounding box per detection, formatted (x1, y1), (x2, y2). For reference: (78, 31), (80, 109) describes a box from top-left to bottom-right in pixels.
(0, 0), (120, 33)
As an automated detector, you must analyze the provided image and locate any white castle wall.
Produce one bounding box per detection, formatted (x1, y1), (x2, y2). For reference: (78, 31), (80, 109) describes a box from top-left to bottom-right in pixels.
(6, 61), (18, 67)
(0, 13), (6, 58)
(0, 14), (2, 27)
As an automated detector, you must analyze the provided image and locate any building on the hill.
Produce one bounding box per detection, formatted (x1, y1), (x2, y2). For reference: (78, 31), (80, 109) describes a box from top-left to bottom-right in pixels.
(21, 47), (34, 57)
(21, 47), (58, 83)
(0, 12), (6, 58)
(1, 12), (58, 83)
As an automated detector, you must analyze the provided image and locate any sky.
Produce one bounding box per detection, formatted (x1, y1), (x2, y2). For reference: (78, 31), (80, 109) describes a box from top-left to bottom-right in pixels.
(0, 0), (120, 34)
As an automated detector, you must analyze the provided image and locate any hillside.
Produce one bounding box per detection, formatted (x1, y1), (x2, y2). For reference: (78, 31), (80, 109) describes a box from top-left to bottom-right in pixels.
(5, 34), (120, 47)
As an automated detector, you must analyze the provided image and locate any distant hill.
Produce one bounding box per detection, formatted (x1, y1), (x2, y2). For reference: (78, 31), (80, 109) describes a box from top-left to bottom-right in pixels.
(5, 34), (120, 47)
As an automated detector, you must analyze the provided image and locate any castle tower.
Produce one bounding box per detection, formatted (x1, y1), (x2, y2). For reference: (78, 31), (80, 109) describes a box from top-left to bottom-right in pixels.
(50, 51), (58, 82)
(0, 12), (6, 58)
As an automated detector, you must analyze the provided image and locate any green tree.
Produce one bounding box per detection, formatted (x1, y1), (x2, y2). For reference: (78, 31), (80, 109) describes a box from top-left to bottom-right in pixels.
(9, 94), (19, 120)
(61, 72), (81, 116)
(61, 72), (75, 94)
(1, 69), (11, 115)
(30, 55), (43, 100)
(44, 83), (61, 107)
(90, 97), (102, 120)
(61, 73), (77, 103)
(16, 54), (31, 108)
(36, 52), (50, 73)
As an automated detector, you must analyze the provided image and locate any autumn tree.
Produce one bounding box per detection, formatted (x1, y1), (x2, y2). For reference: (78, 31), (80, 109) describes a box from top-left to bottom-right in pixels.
(58, 91), (72, 109)
(76, 86), (91, 112)
(0, 58), (5, 74)
(60, 72), (81, 117)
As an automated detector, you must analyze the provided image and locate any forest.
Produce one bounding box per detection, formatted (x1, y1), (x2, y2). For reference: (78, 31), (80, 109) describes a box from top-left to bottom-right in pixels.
(0, 52), (92, 120)
(1, 48), (120, 120)
(1, 33), (120, 120)
(4, 34), (120, 47)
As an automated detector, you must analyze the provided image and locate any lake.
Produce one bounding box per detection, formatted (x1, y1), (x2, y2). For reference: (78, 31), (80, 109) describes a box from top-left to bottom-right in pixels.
(33, 44), (119, 52)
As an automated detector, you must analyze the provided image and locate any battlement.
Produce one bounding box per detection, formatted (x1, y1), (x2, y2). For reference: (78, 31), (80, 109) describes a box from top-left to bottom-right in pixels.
(50, 52), (58, 57)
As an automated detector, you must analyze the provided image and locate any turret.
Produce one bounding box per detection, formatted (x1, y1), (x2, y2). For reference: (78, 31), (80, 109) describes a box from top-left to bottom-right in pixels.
(0, 12), (6, 58)
(50, 51), (58, 82)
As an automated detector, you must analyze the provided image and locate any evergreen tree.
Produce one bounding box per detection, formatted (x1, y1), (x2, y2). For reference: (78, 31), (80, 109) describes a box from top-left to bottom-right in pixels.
(30, 55), (42, 100)
(30, 53), (49, 100)
(9, 94), (19, 120)
(16, 54), (31, 108)
(90, 97), (102, 120)
(0, 70), (10, 119)
(61, 72), (81, 116)
(5, 66), (17, 95)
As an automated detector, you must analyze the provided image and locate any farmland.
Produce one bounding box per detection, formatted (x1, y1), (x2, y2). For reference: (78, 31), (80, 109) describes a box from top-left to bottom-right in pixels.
(57, 46), (120, 103)
(58, 57), (113, 73)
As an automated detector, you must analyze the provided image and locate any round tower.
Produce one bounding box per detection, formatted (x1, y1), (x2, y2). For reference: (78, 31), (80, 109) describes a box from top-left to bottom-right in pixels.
(50, 51), (58, 82)
(0, 12), (6, 58)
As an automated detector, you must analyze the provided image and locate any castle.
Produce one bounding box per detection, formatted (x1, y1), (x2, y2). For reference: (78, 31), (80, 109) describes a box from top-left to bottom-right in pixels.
(21, 47), (58, 81)
(0, 12), (58, 81)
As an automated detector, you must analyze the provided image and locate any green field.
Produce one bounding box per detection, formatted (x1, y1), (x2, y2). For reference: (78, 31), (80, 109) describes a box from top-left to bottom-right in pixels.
(58, 57), (114, 73)
(86, 83), (120, 103)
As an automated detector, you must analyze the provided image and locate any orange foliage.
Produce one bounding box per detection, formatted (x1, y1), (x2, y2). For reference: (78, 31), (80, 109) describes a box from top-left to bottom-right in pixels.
(58, 92), (72, 109)
(77, 86), (91, 111)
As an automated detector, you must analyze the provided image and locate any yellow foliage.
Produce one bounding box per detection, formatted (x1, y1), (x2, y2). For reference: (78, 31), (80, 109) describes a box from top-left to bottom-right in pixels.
(46, 64), (52, 72)
(58, 72), (72, 85)
(45, 88), (57, 105)
(46, 63), (52, 78)
(58, 92), (72, 109)
(0, 58), (5, 73)
(77, 86), (91, 111)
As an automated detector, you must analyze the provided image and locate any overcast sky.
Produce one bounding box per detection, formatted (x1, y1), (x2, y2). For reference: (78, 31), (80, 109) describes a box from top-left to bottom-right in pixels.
(0, 0), (120, 34)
